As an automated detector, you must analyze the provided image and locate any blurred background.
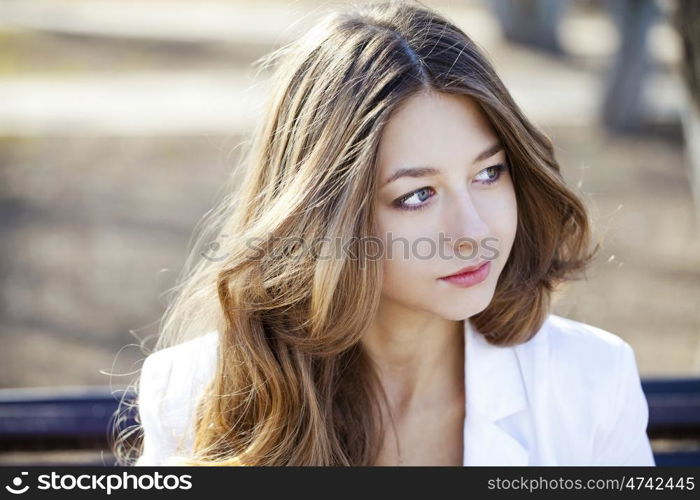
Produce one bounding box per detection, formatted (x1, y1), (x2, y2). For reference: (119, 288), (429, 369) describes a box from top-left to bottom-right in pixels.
(0, 0), (698, 465)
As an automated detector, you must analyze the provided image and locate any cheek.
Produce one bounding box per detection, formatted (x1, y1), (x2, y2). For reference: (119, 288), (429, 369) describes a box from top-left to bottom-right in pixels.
(379, 247), (437, 306)
(485, 186), (518, 260)
(374, 210), (439, 300)
(504, 187), (519, 243)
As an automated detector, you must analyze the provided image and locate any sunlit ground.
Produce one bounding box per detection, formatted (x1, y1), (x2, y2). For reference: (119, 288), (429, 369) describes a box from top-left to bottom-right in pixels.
(0, 0), (698, 390)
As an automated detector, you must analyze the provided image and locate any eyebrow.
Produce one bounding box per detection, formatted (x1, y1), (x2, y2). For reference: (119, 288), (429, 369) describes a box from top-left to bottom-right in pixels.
(382, 142), (504, 187)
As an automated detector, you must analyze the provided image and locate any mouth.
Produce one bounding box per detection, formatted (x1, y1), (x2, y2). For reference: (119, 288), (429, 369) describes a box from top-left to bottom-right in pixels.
(439, 261), (489, 279)
(437, 260), (492, 288)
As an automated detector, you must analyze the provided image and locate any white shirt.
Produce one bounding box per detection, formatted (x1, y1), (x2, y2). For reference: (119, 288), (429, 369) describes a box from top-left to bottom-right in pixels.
(134, 313), (656, 466)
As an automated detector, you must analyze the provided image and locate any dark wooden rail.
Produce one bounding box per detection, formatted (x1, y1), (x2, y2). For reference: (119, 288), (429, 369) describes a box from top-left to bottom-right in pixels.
(640, 377), (700, 466)
(0, 378), (698, 466)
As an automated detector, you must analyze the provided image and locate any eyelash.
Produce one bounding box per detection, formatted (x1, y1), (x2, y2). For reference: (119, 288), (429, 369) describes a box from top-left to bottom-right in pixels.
(392, 163), (508, 212)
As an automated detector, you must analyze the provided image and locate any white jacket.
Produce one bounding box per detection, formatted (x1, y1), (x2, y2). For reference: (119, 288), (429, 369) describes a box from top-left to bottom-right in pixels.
(134, 313), (656, 466)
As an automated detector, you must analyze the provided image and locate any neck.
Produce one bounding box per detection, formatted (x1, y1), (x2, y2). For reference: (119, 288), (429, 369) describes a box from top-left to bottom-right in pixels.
(361, 299), (465, 418)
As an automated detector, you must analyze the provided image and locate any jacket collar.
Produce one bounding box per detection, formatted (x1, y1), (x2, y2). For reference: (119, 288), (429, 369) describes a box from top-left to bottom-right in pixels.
(462, 317), (549, 466)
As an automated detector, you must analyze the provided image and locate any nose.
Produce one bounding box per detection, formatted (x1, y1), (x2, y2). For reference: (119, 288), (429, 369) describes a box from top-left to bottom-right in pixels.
(443, 188), (490, 260)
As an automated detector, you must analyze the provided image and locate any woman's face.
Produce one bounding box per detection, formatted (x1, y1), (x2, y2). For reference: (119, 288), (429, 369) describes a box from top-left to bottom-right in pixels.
(372, 91), (518, 320)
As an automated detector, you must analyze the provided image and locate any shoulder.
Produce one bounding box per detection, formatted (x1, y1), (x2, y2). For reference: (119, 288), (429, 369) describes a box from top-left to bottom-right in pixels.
(141, 329), (220, 387)
(539, 313), (638, 409)
(135, 330), (219, 465)
(542, 313), (635, 378)
(536, 314), (655, 465)
(517, 313), (635, 389)
(544, 313), (630, 353)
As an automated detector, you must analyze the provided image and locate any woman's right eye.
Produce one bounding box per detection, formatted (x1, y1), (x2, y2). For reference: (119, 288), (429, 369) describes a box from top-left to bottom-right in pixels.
(393, 187), (435, 211)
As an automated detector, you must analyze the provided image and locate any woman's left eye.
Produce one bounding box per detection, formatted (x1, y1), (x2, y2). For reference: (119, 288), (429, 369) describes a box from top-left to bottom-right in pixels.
(474, 163), (507, 185)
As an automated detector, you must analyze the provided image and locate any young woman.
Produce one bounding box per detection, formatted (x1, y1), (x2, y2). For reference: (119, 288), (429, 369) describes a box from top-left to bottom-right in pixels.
(116, 0), (656, 466)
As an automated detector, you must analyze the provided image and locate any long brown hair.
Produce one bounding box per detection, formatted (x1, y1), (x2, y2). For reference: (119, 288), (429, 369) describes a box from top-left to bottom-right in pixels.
(114, 0), (599, 466)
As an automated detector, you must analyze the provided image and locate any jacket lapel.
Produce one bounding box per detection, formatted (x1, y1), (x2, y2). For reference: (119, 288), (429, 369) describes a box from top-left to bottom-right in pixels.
(462, 318), (535, 466)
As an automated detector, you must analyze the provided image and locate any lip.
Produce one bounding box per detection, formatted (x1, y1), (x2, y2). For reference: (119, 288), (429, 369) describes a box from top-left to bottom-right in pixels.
(439, 261), (489, 279)
(438, 260), (491, 288)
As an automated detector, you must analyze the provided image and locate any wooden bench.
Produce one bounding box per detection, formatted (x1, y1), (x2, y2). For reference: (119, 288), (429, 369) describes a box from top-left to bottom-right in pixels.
(0, 379), (698, 466)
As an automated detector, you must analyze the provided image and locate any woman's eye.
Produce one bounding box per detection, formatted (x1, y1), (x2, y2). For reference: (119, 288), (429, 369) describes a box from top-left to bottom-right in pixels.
(393, 187), (435, 211)
(474, 164), (507, 185)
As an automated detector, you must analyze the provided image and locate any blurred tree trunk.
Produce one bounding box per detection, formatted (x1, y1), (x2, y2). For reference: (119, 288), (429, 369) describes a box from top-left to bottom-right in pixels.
(674, 1), (700, 110)
(672, 0), (700, 220)
(601, 0), (661, 133)
(489, 0), (569, 55)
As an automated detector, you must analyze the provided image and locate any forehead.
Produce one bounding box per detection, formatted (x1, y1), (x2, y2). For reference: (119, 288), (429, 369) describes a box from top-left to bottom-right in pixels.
(376, 91), (497, 174)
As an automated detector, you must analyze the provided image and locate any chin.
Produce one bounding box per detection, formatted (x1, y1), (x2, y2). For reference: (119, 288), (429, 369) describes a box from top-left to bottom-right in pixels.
(435, 294), (492, 321)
